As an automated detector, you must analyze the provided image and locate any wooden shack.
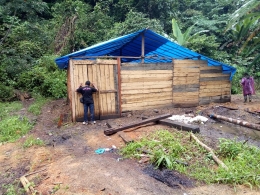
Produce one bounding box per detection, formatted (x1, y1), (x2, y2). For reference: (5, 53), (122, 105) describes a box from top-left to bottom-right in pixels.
(56, 29), (236, 122)
(68, 58), (231, 122)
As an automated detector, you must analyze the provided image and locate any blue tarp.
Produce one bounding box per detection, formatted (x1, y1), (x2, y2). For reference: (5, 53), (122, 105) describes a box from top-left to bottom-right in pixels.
(55, 29), (236, 80)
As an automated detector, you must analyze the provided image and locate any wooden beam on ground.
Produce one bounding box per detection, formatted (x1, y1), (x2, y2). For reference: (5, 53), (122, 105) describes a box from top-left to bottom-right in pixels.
(142, 117), (200, 133)
(159, 119), (200, 133)
(218, 105), (238, 110)
(20, 176), (37, 195)
(118, 131), (133, 143)
(104, 114), (171, 135)
(190, 133), (228, 170)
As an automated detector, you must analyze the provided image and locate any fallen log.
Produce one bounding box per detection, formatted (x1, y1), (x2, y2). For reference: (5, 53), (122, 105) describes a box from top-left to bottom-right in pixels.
(104, 114), (171, 135)
(190, 133), (228, 170)
(209, 113), (260, 131)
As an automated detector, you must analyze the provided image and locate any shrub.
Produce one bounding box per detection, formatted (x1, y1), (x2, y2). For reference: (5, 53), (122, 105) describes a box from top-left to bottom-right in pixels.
(17, 55), (67, 99)
(0, 84), (14, 101)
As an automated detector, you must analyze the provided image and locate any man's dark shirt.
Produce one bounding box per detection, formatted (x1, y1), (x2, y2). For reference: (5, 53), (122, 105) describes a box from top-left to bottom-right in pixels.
(77, 86), (97, 104)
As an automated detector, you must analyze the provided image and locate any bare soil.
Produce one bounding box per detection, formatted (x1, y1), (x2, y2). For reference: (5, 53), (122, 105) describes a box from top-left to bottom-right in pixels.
(1, 94), (260, 195)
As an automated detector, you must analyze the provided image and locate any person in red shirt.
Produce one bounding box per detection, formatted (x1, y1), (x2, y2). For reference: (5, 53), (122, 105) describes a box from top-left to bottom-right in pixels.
(76, 81), (98, 124)
(241, 73), (255, 103)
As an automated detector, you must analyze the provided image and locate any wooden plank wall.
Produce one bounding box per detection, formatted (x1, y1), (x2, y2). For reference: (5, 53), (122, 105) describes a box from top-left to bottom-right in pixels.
(172, 60), (200, 107)
(68, 59), (232, 120)
(199, 63), (231, 105)
(121, 63), (173, 111)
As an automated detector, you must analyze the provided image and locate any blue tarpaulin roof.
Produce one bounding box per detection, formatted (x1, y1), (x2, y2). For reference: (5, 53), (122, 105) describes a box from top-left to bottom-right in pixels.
(55, 29), (236, 79)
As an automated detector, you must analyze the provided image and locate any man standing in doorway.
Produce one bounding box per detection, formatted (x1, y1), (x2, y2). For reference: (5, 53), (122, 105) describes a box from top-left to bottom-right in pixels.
(76, 81), (98, 124)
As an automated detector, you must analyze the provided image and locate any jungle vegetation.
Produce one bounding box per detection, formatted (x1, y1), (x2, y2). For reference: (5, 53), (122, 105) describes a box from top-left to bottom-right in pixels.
(0, 0), (259, 101)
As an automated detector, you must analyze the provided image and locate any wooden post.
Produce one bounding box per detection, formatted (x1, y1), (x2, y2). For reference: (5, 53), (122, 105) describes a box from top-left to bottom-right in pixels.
(70, 60), (76, 122)
(117, 57), (122, 116)
(141, 33), (145, 63)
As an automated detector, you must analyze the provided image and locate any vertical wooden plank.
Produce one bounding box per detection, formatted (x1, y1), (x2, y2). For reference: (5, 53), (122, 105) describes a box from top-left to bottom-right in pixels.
(79, 65), (87, 116)
(91, 65), (100, 118)
(106, 64), (112, 114)
(113, 64), (119, 114)
(104, 64), (109, 114)
(109, 64), (116, 113)
(74, 63), (79, 117)
(98, 64), (104, 116)
(117, 58), (122, 115)
(70, 60), (76, 122)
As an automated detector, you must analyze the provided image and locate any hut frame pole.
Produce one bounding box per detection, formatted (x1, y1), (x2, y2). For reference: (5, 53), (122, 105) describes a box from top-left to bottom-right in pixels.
(117, 57), (122, 116)
(141, 33), (145, 63)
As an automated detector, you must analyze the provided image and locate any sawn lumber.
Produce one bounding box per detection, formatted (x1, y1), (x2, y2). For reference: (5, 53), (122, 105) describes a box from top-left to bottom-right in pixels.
(104, 113), (171, 135)
(142, 117), (200, 133)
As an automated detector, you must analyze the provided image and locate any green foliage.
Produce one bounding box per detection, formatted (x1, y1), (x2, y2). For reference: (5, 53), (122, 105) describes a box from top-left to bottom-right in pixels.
(0, 116), (33, 143)
(171, 18), (209, 48)
(106, 10), (165, 39)
(0, 0), (258, 99)
(0, 101), (22, 119)
(17, 55), (67, 99)
(121, 130), (260, 187)
(216, 139), (260, 187)
(0, 84), (14, 102)
(28, 95), (51, 115)
(121, 130), (185, 169)
(23, 135), (44, 148)
(218, 138), (244, 159)
(187, 34), (219, 57)
(3, 184), (18, 195)
(231, 64), (247, 94)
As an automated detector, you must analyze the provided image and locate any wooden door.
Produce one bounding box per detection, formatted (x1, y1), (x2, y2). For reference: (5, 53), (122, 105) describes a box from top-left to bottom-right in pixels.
(69, 59), (120, 122)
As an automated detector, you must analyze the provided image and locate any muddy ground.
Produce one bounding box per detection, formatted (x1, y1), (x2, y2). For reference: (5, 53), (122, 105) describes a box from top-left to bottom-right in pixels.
(0, 94), (260, 195)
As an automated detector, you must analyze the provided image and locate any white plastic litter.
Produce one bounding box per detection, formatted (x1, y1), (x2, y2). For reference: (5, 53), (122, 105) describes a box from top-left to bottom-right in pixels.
(168, 115), (208, 124)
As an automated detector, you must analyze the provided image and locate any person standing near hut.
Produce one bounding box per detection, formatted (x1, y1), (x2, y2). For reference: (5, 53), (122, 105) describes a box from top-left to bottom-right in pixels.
(76, 81), (98, 124)
(240, 73), (255, 103)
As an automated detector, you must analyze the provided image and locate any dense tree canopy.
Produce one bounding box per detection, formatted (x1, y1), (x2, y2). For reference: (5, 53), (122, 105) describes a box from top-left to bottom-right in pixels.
(0, 0), (259, 101)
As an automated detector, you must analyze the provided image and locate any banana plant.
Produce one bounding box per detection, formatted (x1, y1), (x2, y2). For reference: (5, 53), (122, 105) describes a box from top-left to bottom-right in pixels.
(226, 0), (260, 71)
(171, 18), (208, 46)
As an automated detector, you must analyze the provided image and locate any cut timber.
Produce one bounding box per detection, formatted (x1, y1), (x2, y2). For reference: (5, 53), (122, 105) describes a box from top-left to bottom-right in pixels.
(104, 114), (171, 135)
(209, 113), (260, 131)
(190, 133), (228, 170)
(142, 117), (200, 133)
(219, 105), (238, 110)
(159, 119), (200, 133)
(118, 131), (133, 143)
(20, 176), (37, 195)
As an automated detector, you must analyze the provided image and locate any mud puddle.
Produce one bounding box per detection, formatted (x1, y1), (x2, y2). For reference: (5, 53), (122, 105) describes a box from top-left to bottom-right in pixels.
(211, 122), (260, 143)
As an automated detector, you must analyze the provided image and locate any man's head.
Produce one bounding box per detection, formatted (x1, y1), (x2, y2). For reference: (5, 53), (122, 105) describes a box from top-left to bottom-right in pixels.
(85, 81), (91, 86)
